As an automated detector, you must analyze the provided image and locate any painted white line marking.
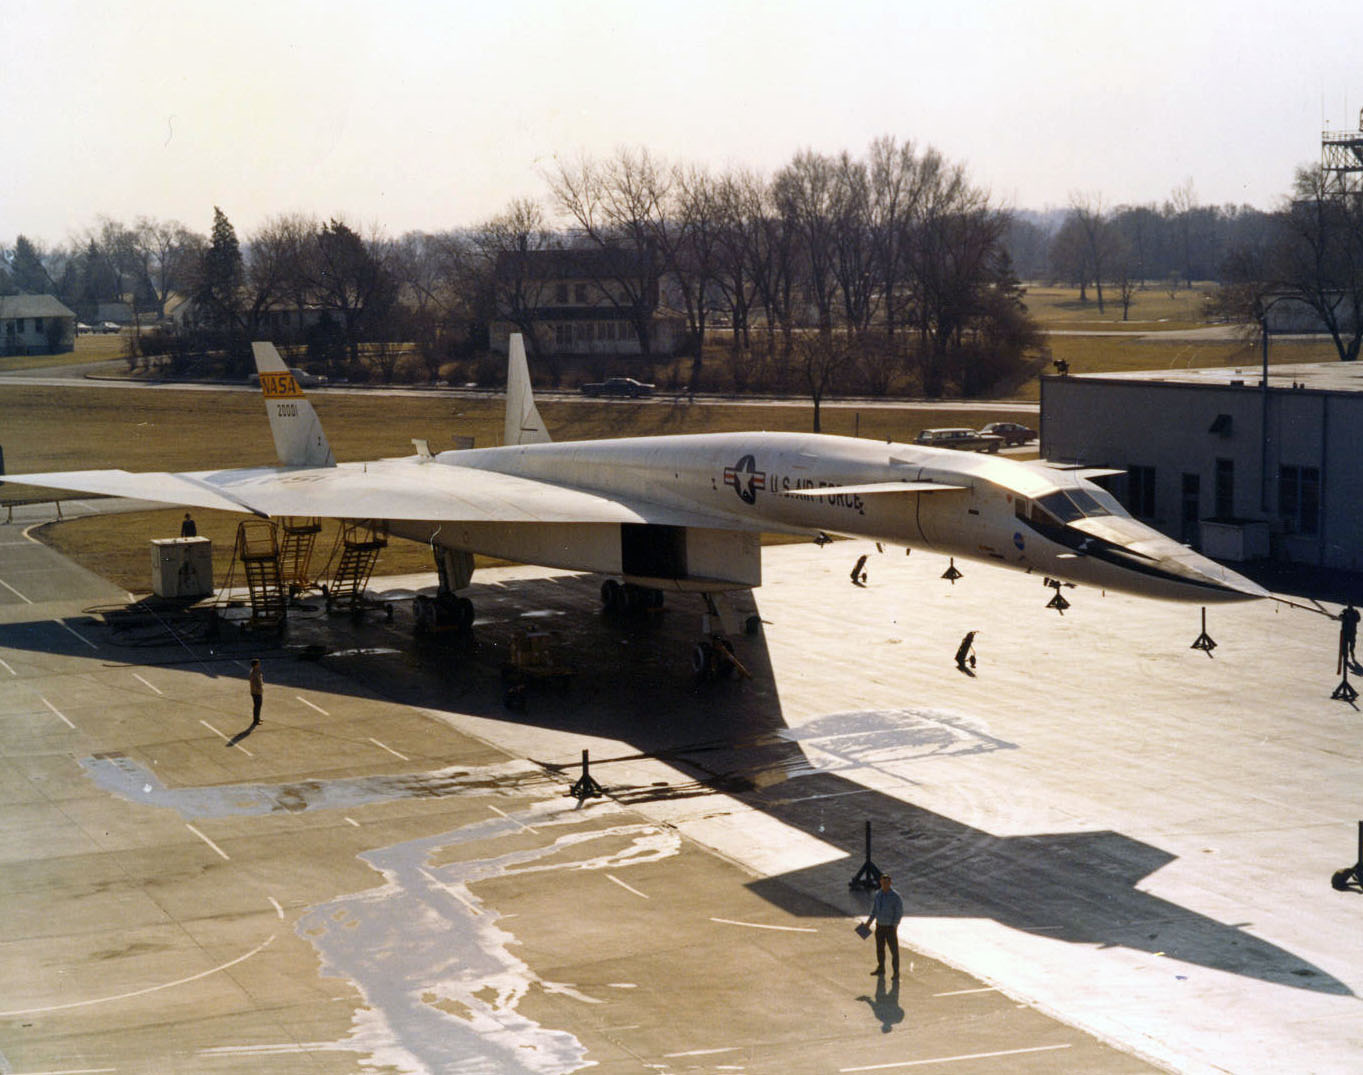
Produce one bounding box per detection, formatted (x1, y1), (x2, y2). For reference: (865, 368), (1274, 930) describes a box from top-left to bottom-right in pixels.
(40, 696), (76, 729)
(933, 986), (999, 997)
(0, 577), (33, 603)
(488, 804), (538, 833)
(7, 1068), (118, 1073)
(268, 896), (284, 919)
(55, 619), (98, 649)
(200, 719), (253, 757)
(710, 917), (817, 933)
(840, 1043), (1072, 1071)
(0, 657), (15, 675)
(606, 873), (650, 900)
(296, 695), (329, 715)
(132, 672), (163, 695)
(186, 824), (230, 860)
(666, 1047), (741, 1058)
(419, 867), (481, 915)
(0, 934), (275, 1016)
(369, 737), (408, 761)
(345, 817), (361, 827)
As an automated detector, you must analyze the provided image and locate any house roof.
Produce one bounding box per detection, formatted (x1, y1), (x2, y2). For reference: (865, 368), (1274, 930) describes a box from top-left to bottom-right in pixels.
(495, 246), (655, 282)
(0, 294), (76, 320)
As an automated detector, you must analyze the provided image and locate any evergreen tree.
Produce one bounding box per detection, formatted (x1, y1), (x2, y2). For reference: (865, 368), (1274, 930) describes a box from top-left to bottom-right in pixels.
(11, 236), (54, 294)
(195, 206), (243, 331)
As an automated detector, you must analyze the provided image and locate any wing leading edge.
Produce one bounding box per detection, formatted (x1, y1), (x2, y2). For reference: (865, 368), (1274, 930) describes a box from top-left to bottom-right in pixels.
(4, 459), (763, 532)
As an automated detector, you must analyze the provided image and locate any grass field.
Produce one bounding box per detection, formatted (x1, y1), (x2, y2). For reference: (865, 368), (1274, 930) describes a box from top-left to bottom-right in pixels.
(1023, 283), (1216, 329)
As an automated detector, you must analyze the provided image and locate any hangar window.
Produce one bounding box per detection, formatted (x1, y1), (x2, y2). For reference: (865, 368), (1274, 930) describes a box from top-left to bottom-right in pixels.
(1279, 465), (1320, 536)
(1127, 465), (1156, 518)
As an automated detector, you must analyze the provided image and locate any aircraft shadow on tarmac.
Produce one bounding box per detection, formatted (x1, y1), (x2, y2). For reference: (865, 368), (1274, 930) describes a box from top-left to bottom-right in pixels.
(1, 569), (1351, 998)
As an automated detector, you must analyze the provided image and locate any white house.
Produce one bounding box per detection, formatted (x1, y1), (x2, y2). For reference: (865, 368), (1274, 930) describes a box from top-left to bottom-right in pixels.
(0, 295), (77, 356)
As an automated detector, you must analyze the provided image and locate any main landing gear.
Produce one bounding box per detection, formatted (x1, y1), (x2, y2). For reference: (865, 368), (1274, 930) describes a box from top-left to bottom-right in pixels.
(692, 593), (752, 683)
(598, 580), (755, 683)
(600, 579), (665, 615)
(414, 545), (476, 637)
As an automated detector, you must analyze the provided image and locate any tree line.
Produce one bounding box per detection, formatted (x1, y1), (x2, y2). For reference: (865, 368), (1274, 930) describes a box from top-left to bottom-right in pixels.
(5, 141), (1359, 397)
(1, 138), (1042, 402)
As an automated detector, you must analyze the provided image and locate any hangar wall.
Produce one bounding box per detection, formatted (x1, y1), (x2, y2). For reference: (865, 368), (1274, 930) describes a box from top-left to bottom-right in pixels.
(1040, 374), (1363, 571)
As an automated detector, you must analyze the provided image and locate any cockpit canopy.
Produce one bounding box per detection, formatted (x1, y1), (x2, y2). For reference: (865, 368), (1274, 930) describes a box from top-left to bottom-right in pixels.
(1017, 485), (1126, 528)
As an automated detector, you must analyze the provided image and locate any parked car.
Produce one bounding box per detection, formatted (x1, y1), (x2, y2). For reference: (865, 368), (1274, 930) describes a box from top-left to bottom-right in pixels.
(913, 427), (1004, 453)
(978, 421), (1036, 446)
(580, 376), (654, 398)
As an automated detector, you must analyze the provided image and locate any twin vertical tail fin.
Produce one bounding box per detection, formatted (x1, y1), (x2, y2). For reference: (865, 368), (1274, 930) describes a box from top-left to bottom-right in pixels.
(251, 342), (336, 467)
(503, 333), (552, 446)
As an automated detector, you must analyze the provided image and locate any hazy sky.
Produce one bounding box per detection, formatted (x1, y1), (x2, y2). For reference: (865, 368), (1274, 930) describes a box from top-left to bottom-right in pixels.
(6, 0), (1361, 245)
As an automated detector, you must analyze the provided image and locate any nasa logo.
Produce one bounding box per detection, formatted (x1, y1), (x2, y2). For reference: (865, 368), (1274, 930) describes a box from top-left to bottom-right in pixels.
(1013, 531), (1025, 551)
(723, 455), (766, 505)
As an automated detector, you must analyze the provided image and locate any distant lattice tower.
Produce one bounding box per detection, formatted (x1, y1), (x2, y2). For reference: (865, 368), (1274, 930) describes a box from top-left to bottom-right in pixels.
(1321, 109), (1363, 194)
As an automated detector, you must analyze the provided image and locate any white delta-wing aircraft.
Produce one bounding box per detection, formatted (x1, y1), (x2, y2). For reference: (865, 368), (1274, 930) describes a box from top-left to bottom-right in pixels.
(11, 334), (1266, 669)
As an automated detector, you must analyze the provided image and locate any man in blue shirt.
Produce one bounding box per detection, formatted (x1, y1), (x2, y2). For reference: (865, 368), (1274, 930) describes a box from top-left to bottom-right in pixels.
(864, 873), (904, 978)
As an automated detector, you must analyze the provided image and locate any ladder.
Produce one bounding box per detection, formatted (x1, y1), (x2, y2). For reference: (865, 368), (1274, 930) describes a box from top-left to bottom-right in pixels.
(279, 516), (323, 594)
(324, 521), (387, 613)
(231, 520), (287, 629)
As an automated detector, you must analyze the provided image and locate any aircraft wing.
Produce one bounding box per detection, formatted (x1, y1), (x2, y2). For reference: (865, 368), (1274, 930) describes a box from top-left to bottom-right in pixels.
(5, 459), (757, 531)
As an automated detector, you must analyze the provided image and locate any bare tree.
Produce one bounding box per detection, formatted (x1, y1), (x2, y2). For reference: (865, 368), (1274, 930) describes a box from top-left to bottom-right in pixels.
(671, 164), (725, 389)
(1067, 193), (1124, 314)
(1266, 165), (1363, 361)
(791, 332), (855, 432)
(772, 149), (840, 339)
(133, 218), (202, 318)
(472, 198), (559, 373)
(868, 135), (928, 340)
(711, 170), (760, 355)
(829, 151), (876, 335)
(550, 148), (669, 356)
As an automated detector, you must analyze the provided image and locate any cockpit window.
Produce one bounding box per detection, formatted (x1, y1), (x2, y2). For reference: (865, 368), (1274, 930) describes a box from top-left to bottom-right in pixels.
(1065, 488), (1113, 517)
(1035, 491), (1083, 523)
(1019, 486), (1125, 528)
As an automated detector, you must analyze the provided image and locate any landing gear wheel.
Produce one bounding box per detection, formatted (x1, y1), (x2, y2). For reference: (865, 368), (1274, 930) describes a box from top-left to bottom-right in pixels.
(1332, 868), (1357, 891)
(692, 641), (715, 681)
(601, 579), (624, 613)
(413, 594), (435, 635)
(744, 614), (762, 636)
(455, 596), (474, 631)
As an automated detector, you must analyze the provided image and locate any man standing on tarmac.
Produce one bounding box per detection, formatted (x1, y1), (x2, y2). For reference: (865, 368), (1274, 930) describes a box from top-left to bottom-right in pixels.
(864, 874), (904, 978)
(248, 659), (264, 727)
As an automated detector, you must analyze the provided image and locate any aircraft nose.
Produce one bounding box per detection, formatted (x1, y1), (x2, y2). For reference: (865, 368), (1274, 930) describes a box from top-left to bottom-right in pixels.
(1159, 549), (1271, 602)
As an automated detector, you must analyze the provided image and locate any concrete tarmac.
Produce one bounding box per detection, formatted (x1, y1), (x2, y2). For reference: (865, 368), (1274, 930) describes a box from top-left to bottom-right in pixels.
(0, 520), (1359, 1073)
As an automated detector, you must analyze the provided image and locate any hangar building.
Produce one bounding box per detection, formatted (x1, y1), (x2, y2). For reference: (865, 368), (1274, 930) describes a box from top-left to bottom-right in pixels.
(1040, 362), (1363, 572)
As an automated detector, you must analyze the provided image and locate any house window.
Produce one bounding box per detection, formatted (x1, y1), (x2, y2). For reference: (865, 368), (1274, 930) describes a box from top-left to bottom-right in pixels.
(1214, 458), (1234, 519)
(575, 283), (588, 304)
(554, 323), (572, 348)
(1279, 465), (1320, 536)
(555, 283), (568, 304)
(574, 322), (592, 342)
(34, 318), (44, 332)
(1126, 465), (1156, 518)
(600, 321), (616, 342)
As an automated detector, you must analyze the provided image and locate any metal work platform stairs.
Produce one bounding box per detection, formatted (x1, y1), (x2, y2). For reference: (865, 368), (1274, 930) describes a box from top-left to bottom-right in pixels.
(230, 520), (287, 629)
(279, 516), (323, 595)
(323, 521), (387, 614)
